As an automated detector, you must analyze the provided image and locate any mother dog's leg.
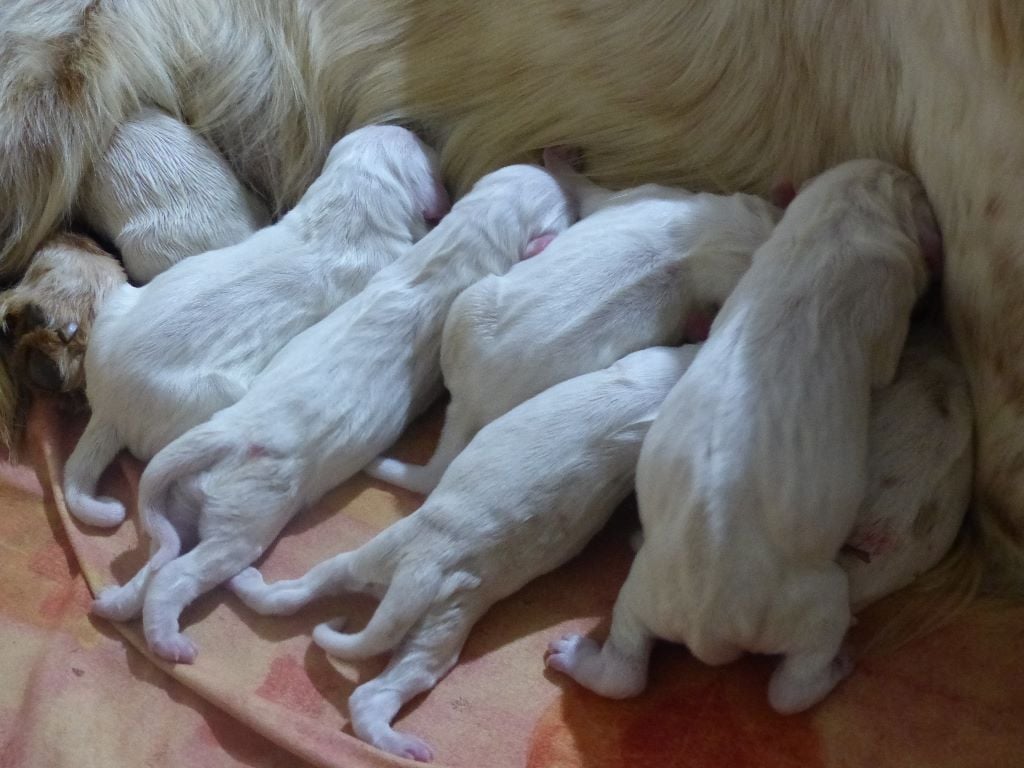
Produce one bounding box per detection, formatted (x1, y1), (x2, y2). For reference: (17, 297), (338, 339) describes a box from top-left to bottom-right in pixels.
(900, 4), (1024, 591)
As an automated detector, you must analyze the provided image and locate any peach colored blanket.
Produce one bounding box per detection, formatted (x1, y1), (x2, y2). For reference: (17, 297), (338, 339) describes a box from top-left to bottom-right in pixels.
(2, 396), (1022, 768)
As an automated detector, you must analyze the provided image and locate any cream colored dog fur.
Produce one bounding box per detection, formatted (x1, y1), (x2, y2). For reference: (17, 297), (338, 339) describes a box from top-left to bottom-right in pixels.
(0, 2), (1022, 590)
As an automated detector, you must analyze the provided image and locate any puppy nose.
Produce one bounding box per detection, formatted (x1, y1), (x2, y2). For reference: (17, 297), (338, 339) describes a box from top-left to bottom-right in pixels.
(26, 348), (65, 392)
(58, 322), (79, 343)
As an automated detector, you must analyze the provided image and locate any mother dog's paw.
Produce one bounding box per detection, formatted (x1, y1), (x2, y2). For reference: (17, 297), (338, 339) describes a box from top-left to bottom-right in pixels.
(0, 233), (125, 394)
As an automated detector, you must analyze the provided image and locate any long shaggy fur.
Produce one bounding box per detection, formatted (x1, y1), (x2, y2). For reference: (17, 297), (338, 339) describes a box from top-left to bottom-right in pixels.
(3, 1), (1024, 587)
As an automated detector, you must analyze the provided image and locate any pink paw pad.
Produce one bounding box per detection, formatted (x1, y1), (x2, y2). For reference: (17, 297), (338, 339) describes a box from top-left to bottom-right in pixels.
(150, 634), (199, 664)
(397, 734), (434, 763)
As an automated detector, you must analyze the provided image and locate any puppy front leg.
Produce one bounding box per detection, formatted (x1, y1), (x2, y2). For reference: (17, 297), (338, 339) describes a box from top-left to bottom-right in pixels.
(348, 600), (482, 762)
(546, 567), (654, 698)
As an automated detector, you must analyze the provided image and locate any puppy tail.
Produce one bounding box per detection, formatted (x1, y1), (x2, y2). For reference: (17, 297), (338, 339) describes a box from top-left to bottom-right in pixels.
(312, 562), (443, 660)
(541, 146), (616, 218)
(138, 425), (232, 566)
(63, 417), (127, 528)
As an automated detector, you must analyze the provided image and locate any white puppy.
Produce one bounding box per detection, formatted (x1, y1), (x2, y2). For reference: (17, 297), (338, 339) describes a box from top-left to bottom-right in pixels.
(64, 125), (447, 528)
(626, 322), (974, 606)
(367, 149), (780, 493)
(79, 107), (270, 283)
(229, 344), (700, 761)
(95, 163), (573, 664)
(546, 159), (937, 713)
(841, 321), (973, 607)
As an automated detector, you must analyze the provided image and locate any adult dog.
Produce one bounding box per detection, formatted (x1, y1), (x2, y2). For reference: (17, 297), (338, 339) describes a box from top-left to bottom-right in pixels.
(1, 1), (1022, 588)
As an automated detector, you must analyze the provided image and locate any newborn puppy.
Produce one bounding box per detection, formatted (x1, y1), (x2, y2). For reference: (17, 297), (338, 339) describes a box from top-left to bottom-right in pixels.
(626, 322), (973, 608)
(0, 112), (268, 437)
(79, 107), (270, 284)
(230, 344), (700, 761)
(64, 125), (447, 528)
(367, 148), (780, 493)
(841, 321), (973, 607)
(97, 163), (572, 664)
(546, 159), (937, 713)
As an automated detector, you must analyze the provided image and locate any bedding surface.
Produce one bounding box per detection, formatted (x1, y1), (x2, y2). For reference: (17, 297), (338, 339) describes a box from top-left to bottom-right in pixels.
(1, 395), (1021, 768)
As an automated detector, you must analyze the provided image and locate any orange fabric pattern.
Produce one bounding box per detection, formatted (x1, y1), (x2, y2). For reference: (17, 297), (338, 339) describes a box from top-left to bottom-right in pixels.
(1, 396), (1022, 768)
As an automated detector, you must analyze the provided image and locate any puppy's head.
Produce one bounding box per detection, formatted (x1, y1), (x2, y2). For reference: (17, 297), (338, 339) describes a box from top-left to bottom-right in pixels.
(791, 159), (940, 280)
(327, 124), (451, 237)
(464, 163), (577, 257)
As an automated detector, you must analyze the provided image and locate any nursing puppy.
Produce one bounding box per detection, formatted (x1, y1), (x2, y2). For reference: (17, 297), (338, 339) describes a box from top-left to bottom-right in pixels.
(546, 160), (936, 713)
(230, 344), (700, 762)
(367, 149), (780, 493)
(95, 163), (572, 664)
(841, 322), (973, 608)
(79, 107), (270, 284)
(625, 323), (974, 610)
(64, 125), (446, 529)
(0, 111), (268, 431)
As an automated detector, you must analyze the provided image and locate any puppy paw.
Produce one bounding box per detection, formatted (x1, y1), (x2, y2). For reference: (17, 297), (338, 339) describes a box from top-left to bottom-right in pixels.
(545, 633), (600, 676)
(92, 586), (144, 622)
(66, 490), (126, 528)
(376, 731), (435, 763)
(228, 567), (266, 595)
(546, 634), (647, 698)
(149, 633), (199, 664)
(0, 234), (125, 394)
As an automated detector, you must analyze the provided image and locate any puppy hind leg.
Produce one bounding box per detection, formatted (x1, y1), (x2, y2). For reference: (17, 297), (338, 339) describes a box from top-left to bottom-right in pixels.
(348, 600), (483, 762)
(92, 539), (162, 622)
(768, 565), (853, 714)
(142, 535), (269, 664)
(229, 549), (365, 615)
(63, 418), (127, 528)
(94, 493), (195, 621)
(313, 563), (443, 660)
(546, 567), (655, 698)
(365, 405), (475, 494)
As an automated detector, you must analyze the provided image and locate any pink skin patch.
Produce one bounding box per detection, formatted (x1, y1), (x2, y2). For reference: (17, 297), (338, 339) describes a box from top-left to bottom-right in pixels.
(682, 309), (716, 343)
(845, 524), (899, 560)
(523, 233), (557, 260)
(770, 180), (797, 209)
(246, 443), (269, 460)
(424, 181), (452, 226)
